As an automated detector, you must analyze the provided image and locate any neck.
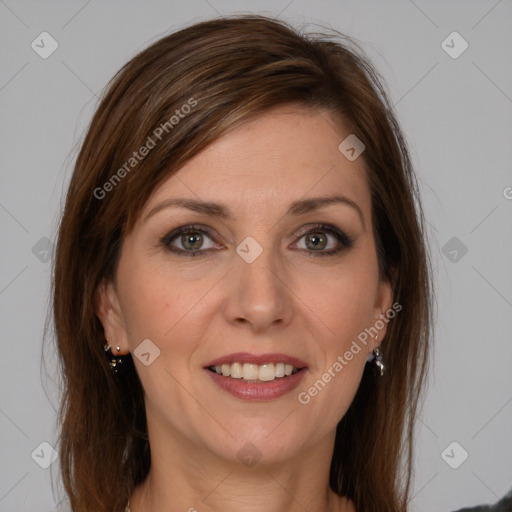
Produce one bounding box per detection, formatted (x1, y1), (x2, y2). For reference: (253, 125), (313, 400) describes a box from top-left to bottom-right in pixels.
(128, 420), (354, 512)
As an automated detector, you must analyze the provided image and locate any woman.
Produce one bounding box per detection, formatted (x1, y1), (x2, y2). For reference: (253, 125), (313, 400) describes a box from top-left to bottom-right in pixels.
(52, 14), (433, 512)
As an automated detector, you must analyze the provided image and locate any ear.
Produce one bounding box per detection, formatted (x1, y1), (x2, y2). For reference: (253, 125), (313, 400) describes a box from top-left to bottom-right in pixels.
(372, 274), (395, 349)
(94, 278), (130, 354)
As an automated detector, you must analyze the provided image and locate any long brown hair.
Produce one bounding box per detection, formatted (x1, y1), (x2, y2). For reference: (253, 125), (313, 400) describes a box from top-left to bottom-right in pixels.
(51, 14), (433, 512)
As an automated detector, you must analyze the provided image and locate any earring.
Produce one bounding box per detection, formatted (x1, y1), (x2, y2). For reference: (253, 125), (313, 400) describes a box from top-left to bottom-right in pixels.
(104, 338), (126, 374)
(371, 335), (385, 377)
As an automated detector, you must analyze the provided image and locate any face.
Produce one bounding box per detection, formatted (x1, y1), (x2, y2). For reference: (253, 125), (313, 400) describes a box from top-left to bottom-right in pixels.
(96, 105), (393, 466)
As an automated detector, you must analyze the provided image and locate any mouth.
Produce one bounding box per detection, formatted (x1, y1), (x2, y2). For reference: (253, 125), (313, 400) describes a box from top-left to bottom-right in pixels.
(207, 362), (301, 383)
(203, 352), (308, 400)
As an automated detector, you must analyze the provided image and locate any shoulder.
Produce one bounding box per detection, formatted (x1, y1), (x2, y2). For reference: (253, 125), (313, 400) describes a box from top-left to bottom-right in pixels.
(450, 487), (512, 511)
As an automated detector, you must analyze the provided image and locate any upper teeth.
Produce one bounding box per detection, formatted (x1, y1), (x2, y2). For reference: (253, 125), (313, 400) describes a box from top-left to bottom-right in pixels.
(211, 362), (298, 381)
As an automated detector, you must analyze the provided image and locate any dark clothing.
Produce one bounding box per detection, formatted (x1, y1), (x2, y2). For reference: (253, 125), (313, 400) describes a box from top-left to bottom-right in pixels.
(453, 489), (512, 512)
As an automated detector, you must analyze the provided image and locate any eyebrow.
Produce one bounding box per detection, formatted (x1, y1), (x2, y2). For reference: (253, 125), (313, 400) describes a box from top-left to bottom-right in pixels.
(143, 195), (365, 229)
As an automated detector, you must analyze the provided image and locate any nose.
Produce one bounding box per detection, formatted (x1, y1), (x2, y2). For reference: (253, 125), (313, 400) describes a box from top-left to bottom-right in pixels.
(223, 242), (294, 333)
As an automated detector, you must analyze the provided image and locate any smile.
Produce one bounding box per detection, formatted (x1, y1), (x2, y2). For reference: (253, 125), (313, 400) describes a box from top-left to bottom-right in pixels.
(204, 353), (308, 401)
(208, 362), (299, 382)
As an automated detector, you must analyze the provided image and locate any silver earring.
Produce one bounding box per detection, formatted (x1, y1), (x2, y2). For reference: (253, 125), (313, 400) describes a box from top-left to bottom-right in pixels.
(104, 339), (126, 373)
(371, 336), (385, 377)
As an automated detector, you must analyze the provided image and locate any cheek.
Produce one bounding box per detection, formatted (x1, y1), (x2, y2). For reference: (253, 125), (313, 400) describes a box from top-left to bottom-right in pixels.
(296, 259), (376, 415)
(115, 262), (208, 416)
(299, 313), (370, 426)
(297, 338), (369, 432)
(116, 256), (208, 343)
(305, 262), (378, 345)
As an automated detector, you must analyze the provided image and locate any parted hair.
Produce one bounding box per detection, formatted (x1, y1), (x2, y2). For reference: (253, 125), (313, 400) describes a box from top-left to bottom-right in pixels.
(51, 14), (433, 512)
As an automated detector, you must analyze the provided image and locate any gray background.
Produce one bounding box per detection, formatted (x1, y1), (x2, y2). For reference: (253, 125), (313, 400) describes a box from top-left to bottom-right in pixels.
(1, 1), (511, 511)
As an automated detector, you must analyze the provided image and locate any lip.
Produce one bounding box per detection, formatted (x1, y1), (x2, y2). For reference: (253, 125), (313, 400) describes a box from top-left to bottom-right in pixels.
(205, 367), (307, 401)
(204, 352), (309, 401)
(204, 352), (308, 369)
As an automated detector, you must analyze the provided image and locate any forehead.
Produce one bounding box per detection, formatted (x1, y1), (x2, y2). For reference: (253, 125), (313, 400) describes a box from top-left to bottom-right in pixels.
(141, 105), (370, 219)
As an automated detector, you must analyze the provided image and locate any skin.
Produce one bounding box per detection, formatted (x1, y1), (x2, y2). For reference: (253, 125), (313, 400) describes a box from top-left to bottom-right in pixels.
(96, 104), (393, 512)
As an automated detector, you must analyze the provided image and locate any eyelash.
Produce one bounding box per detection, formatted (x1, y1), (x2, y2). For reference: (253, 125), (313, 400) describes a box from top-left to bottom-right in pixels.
(160, 223), (354, 258)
